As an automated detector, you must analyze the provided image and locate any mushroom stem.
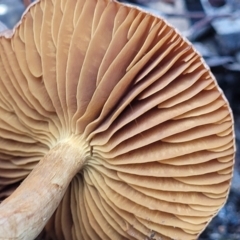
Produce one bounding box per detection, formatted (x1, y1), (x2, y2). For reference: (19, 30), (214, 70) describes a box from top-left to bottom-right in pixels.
(0, 136), (87, 240)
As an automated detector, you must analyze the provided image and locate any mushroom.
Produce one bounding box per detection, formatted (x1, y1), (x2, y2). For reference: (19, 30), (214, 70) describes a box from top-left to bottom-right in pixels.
(0, 0), (235, 239)
(22, 0), (32, 7)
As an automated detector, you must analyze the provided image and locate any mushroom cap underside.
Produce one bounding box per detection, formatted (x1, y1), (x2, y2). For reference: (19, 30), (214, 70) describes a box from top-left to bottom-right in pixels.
(0, 0), (235, 239)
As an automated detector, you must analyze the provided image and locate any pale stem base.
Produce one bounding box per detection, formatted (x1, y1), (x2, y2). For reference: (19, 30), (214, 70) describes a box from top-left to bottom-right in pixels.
(0, 137), (86, 240)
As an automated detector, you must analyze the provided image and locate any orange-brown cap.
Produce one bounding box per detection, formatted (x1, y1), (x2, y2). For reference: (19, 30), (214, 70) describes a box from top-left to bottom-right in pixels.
(0, 0), (235, 239)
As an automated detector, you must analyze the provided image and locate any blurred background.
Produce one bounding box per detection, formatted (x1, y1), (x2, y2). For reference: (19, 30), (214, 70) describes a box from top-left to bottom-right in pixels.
(0, 0), (239, 239)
